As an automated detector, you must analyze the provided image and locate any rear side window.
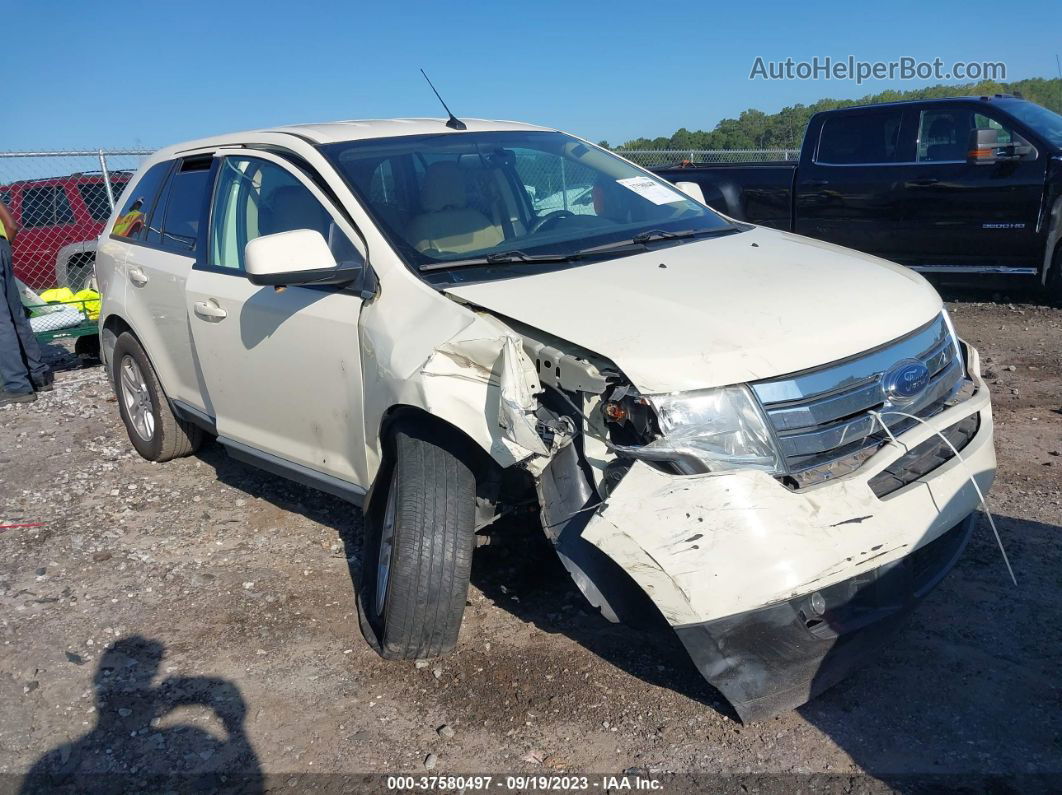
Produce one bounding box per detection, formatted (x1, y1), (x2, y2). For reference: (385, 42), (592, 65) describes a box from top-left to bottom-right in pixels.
(817, 110), (904, 164)
(21, 185), (75, 228)
(113, 162), (170, 240)
(157, 160), (212, 253)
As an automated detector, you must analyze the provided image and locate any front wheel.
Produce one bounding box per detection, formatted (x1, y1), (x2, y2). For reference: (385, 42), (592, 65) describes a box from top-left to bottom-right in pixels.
(1046, 243), (1062, 306)
(358, 424), (477, 659)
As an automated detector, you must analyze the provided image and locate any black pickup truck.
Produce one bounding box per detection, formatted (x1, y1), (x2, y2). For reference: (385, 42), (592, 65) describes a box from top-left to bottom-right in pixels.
(654, 95), (1062, 296)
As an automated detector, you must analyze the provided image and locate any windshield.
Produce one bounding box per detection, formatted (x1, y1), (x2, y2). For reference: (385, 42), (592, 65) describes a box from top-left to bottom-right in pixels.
(1003, 101), (1062, 149)
(321, 131), (735, 280)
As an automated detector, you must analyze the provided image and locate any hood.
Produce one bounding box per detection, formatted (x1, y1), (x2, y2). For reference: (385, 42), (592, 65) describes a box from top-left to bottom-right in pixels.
(443, 226), (943, 394)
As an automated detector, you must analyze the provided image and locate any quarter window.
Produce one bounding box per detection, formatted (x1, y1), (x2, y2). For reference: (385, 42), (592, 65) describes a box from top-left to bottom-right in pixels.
(209, 157), (361, 272)
(113, 162), (170, 240)
(817, 110), (904, 164)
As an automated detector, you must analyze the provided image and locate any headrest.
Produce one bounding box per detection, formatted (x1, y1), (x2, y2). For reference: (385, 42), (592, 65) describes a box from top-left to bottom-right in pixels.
(420, 161), (467, 213)
(267, 185), (328, 234)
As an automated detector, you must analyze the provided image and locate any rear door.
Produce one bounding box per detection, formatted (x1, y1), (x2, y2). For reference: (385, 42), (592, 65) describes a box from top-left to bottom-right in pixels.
(12, 182), (78, 289)
(184, 151), (371, 487)
(794, 107), (912, 259)
(113, 157), (212, 406)
(896, 103), (1044, 272)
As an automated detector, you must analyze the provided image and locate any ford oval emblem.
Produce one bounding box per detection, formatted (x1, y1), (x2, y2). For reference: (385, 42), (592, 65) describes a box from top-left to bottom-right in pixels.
(883, 359), (930, 403)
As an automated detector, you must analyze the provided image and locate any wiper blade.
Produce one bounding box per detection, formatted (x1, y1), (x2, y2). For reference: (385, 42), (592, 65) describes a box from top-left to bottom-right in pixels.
(419, 250), (579, 271)
(574, 226), (736, 256)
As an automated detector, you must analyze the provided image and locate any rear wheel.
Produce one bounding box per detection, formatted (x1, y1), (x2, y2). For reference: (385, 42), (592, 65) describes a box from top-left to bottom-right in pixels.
(359, 423), (477, 659)
(112, 332), (202, 462)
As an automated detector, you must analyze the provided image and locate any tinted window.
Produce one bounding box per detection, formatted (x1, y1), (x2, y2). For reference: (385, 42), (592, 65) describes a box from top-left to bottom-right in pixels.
(817, 110), (904, 164)
(210, 156), (361, 271)
(77, 181), (128, 222)
(113, 162), (170, 239)
(21, 185), (75, 228)
(158, 162), (212, 253)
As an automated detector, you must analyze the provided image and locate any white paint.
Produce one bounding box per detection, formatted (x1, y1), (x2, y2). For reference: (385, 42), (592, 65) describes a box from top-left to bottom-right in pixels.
(580, 350), (995, 626)
(445, 225), (942, 394)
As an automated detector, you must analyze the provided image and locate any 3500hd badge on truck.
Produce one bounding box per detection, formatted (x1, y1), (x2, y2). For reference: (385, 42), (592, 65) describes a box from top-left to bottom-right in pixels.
(94, 117), (995, 721)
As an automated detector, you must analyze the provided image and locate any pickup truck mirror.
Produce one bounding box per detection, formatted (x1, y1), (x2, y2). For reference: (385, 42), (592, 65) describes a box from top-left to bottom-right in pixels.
(967, 128), (1026, 165)
(674, 181), (707, 204)
(245, 229), (361, 288)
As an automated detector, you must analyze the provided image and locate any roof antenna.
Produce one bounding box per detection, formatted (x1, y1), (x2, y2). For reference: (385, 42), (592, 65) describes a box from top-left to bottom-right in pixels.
(420, 69), (466, 130)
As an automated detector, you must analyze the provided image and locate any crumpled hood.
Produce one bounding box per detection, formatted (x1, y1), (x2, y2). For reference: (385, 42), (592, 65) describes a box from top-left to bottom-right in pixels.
(443, 226), (943, 394)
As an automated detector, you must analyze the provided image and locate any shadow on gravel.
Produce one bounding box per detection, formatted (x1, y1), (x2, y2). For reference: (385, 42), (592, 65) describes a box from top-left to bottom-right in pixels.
(21, 635), (262, 794)
(796, 513), (1062, 789)
(929, 276), (1054, 306)
(470, 515), (740, 721)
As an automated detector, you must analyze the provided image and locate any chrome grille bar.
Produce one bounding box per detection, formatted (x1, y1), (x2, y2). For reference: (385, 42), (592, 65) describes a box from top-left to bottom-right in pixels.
(751, 314), (965, 475)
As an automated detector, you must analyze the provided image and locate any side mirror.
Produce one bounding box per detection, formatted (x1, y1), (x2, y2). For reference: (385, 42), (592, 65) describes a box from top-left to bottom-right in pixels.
(245, 229), (359, 287)
(674, 181), (707, 204)
(966, 128), (1026, 165)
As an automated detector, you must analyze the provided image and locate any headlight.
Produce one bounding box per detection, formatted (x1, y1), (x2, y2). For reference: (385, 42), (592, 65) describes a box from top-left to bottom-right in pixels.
(608, 385), (784, 475)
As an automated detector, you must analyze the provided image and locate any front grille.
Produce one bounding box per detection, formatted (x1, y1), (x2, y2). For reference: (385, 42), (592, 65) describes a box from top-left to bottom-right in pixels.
(751, 314), (965, 478)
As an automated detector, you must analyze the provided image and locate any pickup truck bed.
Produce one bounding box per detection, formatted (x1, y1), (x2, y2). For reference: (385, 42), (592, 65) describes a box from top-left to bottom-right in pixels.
(654, 162), (796, 231)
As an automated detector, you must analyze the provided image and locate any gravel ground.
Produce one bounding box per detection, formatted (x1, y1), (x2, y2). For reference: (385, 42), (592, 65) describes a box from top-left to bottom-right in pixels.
(1, 292), (1059, 790)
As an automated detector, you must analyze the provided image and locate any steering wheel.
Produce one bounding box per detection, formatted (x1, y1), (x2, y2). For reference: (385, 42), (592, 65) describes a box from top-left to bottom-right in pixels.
(529, 210), (575, 234)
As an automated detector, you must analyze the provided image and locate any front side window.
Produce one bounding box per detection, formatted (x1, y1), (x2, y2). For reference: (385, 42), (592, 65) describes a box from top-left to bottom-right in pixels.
(917, 110), (969, 162)
(323, 130), (732, 279)
(21, 185), (75, 228)
(817, 110), (904, 164)
(113, 162), (170, 240)
(209, 156), (361, 272)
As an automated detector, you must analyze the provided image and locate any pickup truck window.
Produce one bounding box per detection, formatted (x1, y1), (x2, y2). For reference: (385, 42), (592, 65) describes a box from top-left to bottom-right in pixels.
(1001, 101), (1062, 148)
(323, 131), (733, 278)
(816, 110), (903, 164)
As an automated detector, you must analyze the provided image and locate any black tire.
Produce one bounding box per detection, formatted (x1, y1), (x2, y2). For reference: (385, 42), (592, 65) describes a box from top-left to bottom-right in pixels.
(1046, 243), (1062, 306)
(358, 423), (477, 659)
(112, 332), (202, 462)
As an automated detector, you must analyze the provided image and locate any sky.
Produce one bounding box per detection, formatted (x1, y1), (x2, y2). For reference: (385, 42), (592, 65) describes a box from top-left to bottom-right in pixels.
(4, 0), (1060, 151)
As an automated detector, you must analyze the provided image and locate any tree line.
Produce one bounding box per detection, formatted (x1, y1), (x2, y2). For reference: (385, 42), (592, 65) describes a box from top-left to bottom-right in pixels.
(602, 76), (1062, 151)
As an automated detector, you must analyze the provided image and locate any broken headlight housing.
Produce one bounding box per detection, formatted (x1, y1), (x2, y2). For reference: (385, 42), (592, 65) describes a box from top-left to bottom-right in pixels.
(608, 385), (784, 475)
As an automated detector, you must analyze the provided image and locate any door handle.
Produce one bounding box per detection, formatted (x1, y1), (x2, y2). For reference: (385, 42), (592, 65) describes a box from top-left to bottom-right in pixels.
(193, 300), (228, 321)
(128, 266), (148, 287)
(907, 178), (940, 187)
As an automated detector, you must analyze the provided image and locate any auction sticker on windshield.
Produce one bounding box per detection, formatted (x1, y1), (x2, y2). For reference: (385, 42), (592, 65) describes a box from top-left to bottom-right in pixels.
(616, 176), (686, 205)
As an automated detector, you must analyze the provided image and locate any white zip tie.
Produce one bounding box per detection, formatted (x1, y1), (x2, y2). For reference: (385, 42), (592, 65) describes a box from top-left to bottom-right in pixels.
(869, 410), (1016, 586)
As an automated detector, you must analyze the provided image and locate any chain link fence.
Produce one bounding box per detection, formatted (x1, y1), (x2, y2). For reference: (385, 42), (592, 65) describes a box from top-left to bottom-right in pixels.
(614, 148), (800, 168)
(1, 150), (151, 336)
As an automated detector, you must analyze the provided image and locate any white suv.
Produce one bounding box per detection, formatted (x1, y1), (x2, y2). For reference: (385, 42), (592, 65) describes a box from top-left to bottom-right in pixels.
(96, 118), (995, 721)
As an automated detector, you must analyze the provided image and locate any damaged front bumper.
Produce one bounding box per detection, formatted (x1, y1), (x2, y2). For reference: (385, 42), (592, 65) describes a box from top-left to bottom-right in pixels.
(675, 513), (974, 721)
(559, 347), (995, 721)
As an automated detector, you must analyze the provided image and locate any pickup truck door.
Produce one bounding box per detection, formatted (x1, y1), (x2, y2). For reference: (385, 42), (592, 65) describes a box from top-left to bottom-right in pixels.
(184, 151), (371, 488)
(794, 107), (912, 259)
(894, 104), (1044, 273)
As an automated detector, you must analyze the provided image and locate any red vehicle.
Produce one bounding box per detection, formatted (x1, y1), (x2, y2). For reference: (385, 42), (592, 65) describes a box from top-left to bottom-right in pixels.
(0, 172), (130, 291)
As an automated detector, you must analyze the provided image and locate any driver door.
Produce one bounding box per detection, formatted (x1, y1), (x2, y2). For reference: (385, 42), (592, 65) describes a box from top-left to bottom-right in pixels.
(185, 151), (372, 487)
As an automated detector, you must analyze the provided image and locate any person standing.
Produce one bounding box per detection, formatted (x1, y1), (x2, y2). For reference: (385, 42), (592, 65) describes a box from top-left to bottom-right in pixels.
(0, 200), (52, 405)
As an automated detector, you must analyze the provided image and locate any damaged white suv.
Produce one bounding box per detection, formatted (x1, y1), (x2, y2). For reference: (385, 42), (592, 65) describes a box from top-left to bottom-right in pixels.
(96, 118), (995, 721)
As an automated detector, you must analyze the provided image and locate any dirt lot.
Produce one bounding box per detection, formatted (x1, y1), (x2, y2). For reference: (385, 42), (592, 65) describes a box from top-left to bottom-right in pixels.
(1, 291), (1060, 790)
